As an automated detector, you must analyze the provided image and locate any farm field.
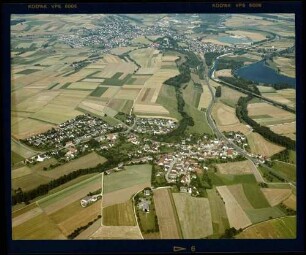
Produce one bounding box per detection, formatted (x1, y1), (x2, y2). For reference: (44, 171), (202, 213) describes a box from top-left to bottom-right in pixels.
(207, 188), (229, 237)
(156, 85), (181, 121)
(11, 151), (24, 164)
(90, 225), (143, 239)
(38, 152), (107, 179)
(103, 182), (151, 208)
(246, 132), (285, 157)
(247, 102), (296, 126)
(212, 101), (251, 134)
(173, 193), (213, 238)
(103, 164), (152, 194)
(12, 210), (66, 240)
(236, 216), (296, 239)
(216, 186), (252, 229)
(271, 161), (296, 182)
(261, 188), (292, 207)
(103, 200), (136, 226)
(207, 172), (257, 186)
(12, 118), (55, 139)
(185, 103), (213, 135)
(283, 194), (296, 210)
(198, 83), (212, 110)
(219, 85), (245, 108)
(11, 139), (38, 159)
(245, 207), (285, 224)
(153, 188), (181, 239)
(37, 173), (101, 214)
(12, 172), (52, 192)
(215, 69), (232, 78)
(216, 160), (254, 175)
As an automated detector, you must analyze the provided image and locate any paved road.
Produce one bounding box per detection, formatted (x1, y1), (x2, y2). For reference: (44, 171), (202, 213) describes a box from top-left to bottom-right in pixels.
(165, 157), (178, 183)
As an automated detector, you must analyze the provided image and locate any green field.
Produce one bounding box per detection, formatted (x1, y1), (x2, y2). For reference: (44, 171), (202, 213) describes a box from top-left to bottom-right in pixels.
(104, 164), (152, 194)
(102, 73), (133, 86)
(39, 152), (107, 179)
(242, 183), (270, 209)
(11, 151), (24, 164)
(207, 188), (229, 237)
(12, 173), (52, 192)
(245, 207), (286, 224)
(38, 173), (101, 208)
(156, 85), (182, 121)
(185, 103), (213, 135)
(103, 200), (136, 226)
(271, 161), (296, 182)
(16, 69), (40, 75)
(289, 150), (296, 164)
(207, 172), (257, 186)
(236, 216), (296, 239)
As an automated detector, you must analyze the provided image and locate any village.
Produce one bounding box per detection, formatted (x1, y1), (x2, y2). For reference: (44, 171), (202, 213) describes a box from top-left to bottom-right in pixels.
(18, 112), (271, 202)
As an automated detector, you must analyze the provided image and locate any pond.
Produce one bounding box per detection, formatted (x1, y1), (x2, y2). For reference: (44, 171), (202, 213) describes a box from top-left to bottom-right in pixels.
(235, 60), (296, 87)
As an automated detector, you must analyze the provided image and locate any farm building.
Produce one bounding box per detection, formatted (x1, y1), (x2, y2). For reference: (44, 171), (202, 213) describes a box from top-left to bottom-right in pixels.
(80, 194), (102, 207)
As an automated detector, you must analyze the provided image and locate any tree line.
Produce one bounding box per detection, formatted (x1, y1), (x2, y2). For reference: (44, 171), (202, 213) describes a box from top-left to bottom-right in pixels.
(12, 161), (116, 205)
(236, 95), (296, 150)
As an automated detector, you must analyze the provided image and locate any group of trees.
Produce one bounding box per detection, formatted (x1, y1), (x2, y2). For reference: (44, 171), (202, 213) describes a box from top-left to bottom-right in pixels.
(218, 76), (261, 95)
(236, 95), (296, 150)
(220, 227), (242, 239)
(271, 149), (293, 163)
(204, 52), (223, 66)
(215, 86), (222, 97)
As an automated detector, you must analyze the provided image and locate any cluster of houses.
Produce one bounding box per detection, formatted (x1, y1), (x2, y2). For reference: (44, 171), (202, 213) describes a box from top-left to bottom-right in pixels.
(23, 114), (123, 150)
(133, 118), (177, 135)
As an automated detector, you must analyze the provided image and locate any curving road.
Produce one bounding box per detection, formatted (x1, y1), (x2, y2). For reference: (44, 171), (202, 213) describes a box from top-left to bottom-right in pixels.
(201, 56), (296, 187)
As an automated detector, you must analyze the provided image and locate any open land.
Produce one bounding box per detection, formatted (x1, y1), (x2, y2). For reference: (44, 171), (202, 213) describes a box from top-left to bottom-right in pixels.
(173, 193), (213, 238)
(236, 216), (296, 239)
(153, 188), (181, 239)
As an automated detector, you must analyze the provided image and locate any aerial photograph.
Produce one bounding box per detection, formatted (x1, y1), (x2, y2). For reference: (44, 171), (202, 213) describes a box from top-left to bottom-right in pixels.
(11, 13), (296, 240)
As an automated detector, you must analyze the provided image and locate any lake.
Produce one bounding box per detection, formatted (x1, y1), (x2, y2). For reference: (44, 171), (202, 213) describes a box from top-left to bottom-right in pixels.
(235, 60), (296, 87)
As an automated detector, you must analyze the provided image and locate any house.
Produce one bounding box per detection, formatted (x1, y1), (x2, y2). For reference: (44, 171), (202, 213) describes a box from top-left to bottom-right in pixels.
(144, 189), (151, 196)
(80, 196), (94, 207)
(138, 199), (150, 213)
(180, 186), (188, 193)
(80, 195), (101, 207)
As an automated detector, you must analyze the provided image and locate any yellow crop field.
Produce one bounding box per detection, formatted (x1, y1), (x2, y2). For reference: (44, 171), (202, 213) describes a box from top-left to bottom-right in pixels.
(236, 216), (296, 239)
(90, 225), (143, 239)
(246, 132), (285, 157)
(216, 160), (254, 175)
(198, 84), (212, 110)
(114, 88), (141, 100)
(134, 104), (169, 115)
(215, 69), (233, 78)
(14, 90), (60, 113)
(261, 188), (292, 207)
(12, 118), (55, 139)
(103, 200), (136, 226)
(173, 193), (213, 238)
(216, 186), (252, 229)
(12, 211), (66, 240)
(31, 104), (83, 124)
